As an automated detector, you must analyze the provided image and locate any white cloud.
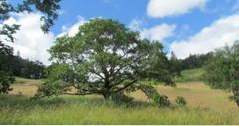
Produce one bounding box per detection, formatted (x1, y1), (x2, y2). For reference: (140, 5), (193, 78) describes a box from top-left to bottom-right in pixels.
(1, 13), (87, 65)
(147, 0), (208, 18)
(58, 16), (86, 37)
(129, 19), (176, 42)
(141, 24), (176, 42)
(2, 13), (55, 65)
(171, 14), (239, 59)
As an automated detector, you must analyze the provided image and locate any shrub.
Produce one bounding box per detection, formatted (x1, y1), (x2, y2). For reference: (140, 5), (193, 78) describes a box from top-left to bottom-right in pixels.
(33, 79), (67, 99)
(153, 95), (170, 107)
(110, 91), (133, 104)
(175, 96), (187, 106)
(139, 84), (171, 107)
(0, 71), (14, 94)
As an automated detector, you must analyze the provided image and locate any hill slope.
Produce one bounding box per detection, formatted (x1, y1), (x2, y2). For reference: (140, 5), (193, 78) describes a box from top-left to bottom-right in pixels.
(176, 68), (205, 82)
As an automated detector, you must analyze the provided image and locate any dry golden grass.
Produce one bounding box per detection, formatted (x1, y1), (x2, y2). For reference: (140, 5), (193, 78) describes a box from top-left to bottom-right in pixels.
(9, 78), (40, 97)
(1, 78), (239, 124)
(131, 82), (238, 111)
(10, 78), (238, 111)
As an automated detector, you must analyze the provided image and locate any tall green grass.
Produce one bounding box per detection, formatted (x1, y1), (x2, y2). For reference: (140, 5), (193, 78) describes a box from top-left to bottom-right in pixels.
(0, 95), (238, 125)
(2, 75), (239, 124)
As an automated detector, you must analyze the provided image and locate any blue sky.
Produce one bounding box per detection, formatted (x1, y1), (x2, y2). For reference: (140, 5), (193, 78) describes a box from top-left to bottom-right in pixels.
(3, 0), (239, 64)
(53, 0), (235, 30)
(53, 0), (238, 37)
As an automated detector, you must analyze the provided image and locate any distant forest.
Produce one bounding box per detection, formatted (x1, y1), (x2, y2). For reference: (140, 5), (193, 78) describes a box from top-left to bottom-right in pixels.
(0, 46), (45, 79)
(0, 43), (212, 80)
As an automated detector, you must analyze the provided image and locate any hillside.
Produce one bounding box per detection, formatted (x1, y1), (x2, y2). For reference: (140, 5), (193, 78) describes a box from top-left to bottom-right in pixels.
(0, 76), (238, 124)
(176, 68), (205, 82)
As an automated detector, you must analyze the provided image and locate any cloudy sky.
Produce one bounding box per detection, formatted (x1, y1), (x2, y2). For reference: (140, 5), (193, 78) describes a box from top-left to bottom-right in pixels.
(3, 0), (239, 64)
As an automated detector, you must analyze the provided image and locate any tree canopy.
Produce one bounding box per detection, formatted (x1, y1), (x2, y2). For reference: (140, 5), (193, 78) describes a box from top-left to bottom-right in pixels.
(204, 42), (239, 106)
(37, 19), (174, 102)
(1, 0), (61, 41)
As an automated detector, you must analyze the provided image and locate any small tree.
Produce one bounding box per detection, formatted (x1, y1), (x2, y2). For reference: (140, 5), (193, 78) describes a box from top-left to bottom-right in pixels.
(204, 42), (239, 107)
(36, 19), (174, 102)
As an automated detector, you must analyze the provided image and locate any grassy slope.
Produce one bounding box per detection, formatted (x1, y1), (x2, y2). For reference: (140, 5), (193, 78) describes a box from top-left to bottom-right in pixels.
(0, 75), (239, 124)
(176, 68), (205, 82)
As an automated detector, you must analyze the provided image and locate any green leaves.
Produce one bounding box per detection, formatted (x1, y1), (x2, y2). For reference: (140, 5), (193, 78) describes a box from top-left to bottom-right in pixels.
(38, 19), (173, 101)
(204, 42), (239, 107)
(0, 71), (14, 94)
(34, 79), (66, 99)
(138, 84), (170, 107)
(0, 42), (14, 94)
(1, 0), (61, 43)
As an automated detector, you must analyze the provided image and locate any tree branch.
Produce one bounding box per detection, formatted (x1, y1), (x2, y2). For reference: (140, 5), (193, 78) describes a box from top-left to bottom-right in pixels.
(114, 80), (137, 93)
(63, 92), (94, 96)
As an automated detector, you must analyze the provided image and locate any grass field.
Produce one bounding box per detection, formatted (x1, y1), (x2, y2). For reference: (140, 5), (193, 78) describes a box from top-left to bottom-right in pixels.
(175, 68), (205, 82)
(0, 72), (239, 124)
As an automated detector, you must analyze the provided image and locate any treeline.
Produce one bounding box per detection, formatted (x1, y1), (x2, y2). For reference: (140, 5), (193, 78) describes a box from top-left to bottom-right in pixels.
(0, 47), (45, 79)
(0, 44), (213, 80)
(168, 52), (213, 77)
(179, 53), (213, 70)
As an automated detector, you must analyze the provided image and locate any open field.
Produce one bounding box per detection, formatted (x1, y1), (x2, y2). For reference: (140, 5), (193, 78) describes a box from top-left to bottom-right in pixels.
(0, 77), (239, 124)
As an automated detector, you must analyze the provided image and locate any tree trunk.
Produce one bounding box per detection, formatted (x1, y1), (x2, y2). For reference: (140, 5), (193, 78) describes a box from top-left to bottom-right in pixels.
(103, 92), (111, 100)
(103, 78), (111, 100)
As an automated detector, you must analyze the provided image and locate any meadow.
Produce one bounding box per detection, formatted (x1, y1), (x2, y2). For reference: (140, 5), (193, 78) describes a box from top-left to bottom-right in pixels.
(0, 69), (239, 125)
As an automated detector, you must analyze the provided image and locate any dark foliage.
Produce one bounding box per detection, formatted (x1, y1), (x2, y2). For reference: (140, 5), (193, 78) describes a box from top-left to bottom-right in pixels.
(11, 56), (46, 79)
(0, 43), (14, 94)
(169, 52), (182, 77)
(0, 50), (46, 79)
(180, 53), (213, 70)
(204, 42), (239, 107)
(175, 96), (187, 106)
(139, 85), (171, 107)
(153, 95), (170, 107)
(110, 91), (134, 103)
(0, 71), (14, 94)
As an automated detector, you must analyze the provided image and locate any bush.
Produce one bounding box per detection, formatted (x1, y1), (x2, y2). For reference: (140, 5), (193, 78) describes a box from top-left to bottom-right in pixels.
(33, 80), (66, 99)
(0, 71), (14, 94)
(153, 95), (170, 107)
(175, 96), (187, 106)
(139, 84), (171, 107)
(110, 92), (133, 104)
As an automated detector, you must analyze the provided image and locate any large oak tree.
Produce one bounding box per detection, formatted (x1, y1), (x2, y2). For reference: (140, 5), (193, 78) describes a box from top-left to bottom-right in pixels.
(37, 19), (174, 101)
